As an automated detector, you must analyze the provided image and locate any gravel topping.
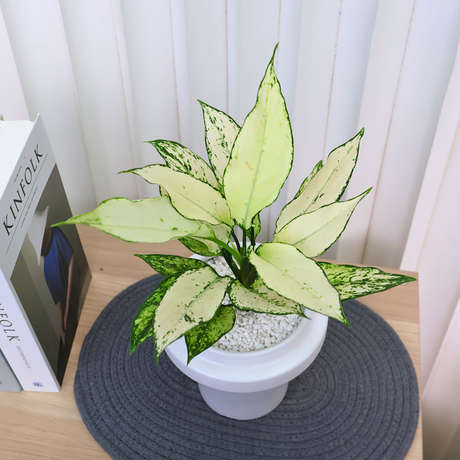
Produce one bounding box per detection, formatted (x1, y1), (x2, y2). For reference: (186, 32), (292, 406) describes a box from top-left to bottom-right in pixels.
(206, 256), (301, 352)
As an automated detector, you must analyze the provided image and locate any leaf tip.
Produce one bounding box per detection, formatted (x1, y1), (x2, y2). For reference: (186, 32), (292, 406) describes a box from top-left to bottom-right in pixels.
(341, 314), (351, 327)
(272, 42), (280, 61)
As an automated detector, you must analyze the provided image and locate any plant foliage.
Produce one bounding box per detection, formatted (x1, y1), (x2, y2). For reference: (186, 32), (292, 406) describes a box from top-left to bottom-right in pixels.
(55, 46), (415, 364)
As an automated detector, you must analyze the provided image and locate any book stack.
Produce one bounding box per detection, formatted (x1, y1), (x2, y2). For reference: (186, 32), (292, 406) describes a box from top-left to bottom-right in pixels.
(0, 115), (91, 392)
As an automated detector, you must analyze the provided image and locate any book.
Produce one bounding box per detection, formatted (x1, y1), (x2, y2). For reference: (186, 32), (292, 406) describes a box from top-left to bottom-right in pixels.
(0, 349), (22, 392)
(0, 115), (91, 391)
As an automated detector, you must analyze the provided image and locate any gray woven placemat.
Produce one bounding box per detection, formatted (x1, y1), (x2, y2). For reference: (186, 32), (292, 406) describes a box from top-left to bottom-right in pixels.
(74, 274), (419, 460)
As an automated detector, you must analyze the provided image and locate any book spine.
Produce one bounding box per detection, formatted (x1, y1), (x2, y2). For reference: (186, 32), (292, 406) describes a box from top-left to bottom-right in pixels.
(0, 268), (60, 392)
(0, 349), (22, 392)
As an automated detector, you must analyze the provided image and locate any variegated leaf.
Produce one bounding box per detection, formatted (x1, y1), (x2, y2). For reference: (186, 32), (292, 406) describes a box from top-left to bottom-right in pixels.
(223, 47), (293, 229)
(230, 278), (306, 316)
(54, 196), (201, 243)
(293, 160), (323, 200)
(318, 262), (416, 301)
(249, 243), (348, 324)
(134, 254), (208, 278)
(153, 267), (232, 363)
(179, 236), (218, 257)
(252, 213), (261, 239)
(130, 275), (179, 355)
(128, 165), (233, 226)
(199, 100), (240, 184)
(148, 139), (220, 190)
(276, 129), (364, 231)
(185, 305), (236, 363)
(274, 189), (371, 257)
(181, 222), (231, 256)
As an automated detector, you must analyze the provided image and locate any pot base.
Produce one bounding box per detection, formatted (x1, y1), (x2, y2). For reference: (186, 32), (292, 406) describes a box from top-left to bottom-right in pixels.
(198, 382), (288, 420)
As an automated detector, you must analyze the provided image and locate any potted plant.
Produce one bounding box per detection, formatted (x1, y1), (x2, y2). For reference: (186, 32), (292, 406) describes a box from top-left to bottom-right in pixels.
(56, 45), (415, 419)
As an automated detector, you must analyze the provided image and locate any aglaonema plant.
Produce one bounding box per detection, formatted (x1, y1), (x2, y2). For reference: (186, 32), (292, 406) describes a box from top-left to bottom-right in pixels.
(55, 46), (415, 364)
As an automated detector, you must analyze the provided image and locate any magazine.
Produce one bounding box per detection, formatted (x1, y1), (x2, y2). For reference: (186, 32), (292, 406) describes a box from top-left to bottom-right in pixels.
(0, 116), (91, 391)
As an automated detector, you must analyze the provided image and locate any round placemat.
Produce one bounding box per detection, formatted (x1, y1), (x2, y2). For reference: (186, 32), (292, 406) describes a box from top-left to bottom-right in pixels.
(74, 275), (419, 460)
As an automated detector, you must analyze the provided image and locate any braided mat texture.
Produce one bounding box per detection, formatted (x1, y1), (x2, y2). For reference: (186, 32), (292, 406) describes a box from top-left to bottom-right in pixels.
(74, 275), (419, 460)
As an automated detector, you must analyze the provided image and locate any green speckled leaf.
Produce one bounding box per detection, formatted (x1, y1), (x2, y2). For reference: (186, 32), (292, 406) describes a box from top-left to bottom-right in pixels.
(180, 222), (231, 256)
(274, 189), (371, 257)
(54, 196), (201, 243)
(130, 275), (179, 355)
(134, 254), (208, 278)
(230, 278), (306, 316)
(179, 236), (218, 257)
(318, 262), (416, 301)
(276, 130), (364, 231)
(153, 267), (232, 363)
(252, 213), (261, 239)
(148, 139), (220, 190)
(249, 242), (348, 324)
(223, 46), (293, 229)
(185, 305), (236, 363)
(294, 160), (323, 200)
(200, 101), (240, 184)
(128, 164), (233, 226)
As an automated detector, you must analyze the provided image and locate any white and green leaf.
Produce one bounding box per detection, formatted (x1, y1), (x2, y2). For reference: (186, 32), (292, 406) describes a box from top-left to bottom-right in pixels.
(294, 160), (323, 200)
(128, 165), (233, 226)
(182, 222), (231, 256)
(318, 262), (416, 301)
(179, 236), (218, 257)
(199, 100), (240, 184)
(54, 196), (202, 243)
(184, 305), (236, 363)
(134, 254), (208, 278)
(230, 278), (306, 316)
(148, 139), (221, 190)
(252, 213), (261, 239)
(249, 242), (348, 324)
(130, 275), (180, 355)
(274, 189), (371, 257)
(276, 129), (364, 231)
(223, 47), (293, 229)
(153, 267), (232, 363)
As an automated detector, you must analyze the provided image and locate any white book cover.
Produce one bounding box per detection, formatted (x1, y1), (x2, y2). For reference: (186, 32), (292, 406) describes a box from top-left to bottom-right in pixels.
(0, 349), (22, 392)
(0, 115), (91, 391)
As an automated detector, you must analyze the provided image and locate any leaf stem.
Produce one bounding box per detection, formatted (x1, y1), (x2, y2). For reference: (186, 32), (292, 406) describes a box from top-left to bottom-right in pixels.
(230, 230), (241, 253)
(201, 236), (242, 264)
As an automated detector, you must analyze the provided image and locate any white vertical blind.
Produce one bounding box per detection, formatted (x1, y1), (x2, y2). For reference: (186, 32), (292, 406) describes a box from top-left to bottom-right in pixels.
(0, 0), (96, 214)
(422, 298), (460, 460)
(58, 0), (139, 202)
(337, 0), (460, 268)
(0, 7), (28, 120)
(2, 1), (460, 455)
(184, 0), (228, 161)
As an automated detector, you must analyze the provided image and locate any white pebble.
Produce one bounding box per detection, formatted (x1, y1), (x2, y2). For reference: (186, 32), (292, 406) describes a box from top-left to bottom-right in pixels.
(206, 256), (302, 353)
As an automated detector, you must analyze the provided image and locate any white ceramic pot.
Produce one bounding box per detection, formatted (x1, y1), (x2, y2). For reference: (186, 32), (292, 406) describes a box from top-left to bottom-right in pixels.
(166, 310), (328, 420)
(166, 249), (328, 420)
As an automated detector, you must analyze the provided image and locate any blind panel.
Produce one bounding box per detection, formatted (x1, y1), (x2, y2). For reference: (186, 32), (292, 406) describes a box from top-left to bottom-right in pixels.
(59, 0), (139, 203)
(0, 0), (97, 214)
(120, 0), (180, 198)
(184, 0), (228, 161)
(336, 0), (417, 265)
(0, 6), (28, 120)
(363, 0), (460, 268)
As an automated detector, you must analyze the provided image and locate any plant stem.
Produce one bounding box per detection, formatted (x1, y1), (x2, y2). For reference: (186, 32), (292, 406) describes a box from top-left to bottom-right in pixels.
(230, 230), (241, 253)
(201, 236), (242, 264)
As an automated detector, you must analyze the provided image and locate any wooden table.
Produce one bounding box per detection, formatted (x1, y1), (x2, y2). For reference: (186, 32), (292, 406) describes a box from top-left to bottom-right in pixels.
(0, 225), (423, 459)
